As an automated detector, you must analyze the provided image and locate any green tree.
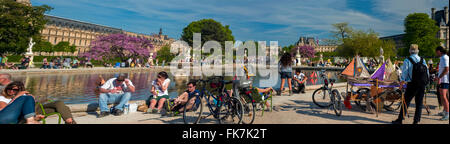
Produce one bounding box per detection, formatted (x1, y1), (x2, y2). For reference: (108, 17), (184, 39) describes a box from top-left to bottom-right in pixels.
(0, 0), (52, 55)
(336, 29), (396, 61)
(281, 44), (295, 54)
(181, 19), (235, 55)
(331, 22), (353, 44)
(33, 41), (53, 55)
(402, 13), (441, 57)
(155, 45), (175, 64)
(68, 44), (77, 53)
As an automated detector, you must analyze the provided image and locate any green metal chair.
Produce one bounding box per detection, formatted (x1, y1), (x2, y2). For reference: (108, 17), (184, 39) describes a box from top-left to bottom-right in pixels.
(260, 91), (273, 117)
(37, 102), (62, 124)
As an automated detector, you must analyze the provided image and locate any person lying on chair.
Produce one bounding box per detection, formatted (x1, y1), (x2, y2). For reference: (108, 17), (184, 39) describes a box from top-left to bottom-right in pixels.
(170, 81), (200, 114)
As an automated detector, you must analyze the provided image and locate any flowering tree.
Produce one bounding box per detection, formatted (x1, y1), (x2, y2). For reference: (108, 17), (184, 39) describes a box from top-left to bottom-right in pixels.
(291, 45), (315, 58)
(82, 33), (153, 61)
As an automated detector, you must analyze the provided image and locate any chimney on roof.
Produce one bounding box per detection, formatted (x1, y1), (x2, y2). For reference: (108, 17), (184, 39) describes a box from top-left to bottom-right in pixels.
(432, 8), (436, 21)
(445, 6), (448, 24)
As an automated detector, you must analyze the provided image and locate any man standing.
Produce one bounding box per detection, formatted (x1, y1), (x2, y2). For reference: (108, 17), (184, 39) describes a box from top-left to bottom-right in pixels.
(97, 74), (135, 118)
(392, 44), (429, 124)
(435, 46), (449, 121)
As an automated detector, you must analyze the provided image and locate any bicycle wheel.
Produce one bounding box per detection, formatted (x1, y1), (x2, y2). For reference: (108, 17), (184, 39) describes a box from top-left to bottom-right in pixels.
(354, 88), (370, 111)
(312, 87), (331, 108)
(240, 94), (256, 124)
(206, 91), (221, 120)
(332, 89), (343, 116)
(183, 96), (204, 124)
(219, 97), (244, 124)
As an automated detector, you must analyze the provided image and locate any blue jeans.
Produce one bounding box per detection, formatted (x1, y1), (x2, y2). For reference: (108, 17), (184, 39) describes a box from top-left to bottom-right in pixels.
(0, 96), (36, 124)
(99, 92), (131, 112)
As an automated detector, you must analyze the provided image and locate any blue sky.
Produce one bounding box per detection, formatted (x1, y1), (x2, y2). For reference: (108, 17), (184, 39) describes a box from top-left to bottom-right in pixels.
(31, 0), (449, 47)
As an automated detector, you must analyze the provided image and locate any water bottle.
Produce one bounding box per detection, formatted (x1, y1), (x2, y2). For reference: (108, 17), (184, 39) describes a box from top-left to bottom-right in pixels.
(124, 104), (129, 114)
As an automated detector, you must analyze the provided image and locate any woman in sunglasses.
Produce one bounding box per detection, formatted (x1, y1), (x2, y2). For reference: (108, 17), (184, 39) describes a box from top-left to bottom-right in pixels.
(0, 81), (42, 124)
(147, 71), (171, 114)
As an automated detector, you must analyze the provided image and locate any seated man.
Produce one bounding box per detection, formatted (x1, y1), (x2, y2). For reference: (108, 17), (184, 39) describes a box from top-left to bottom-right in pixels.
(97, 74), (135, 118)
(292, 70), (307, 93)
(170, 81), (200, 114)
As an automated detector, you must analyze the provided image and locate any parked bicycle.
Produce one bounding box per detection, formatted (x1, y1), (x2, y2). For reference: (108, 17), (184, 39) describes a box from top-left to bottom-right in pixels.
(183, 76), (244, 124)
(312, 71), (343, 116)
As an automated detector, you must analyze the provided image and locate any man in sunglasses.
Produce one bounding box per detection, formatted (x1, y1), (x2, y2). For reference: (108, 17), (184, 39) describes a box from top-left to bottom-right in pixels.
(170, 81), (200, 114)
(98, 74), (135, 118)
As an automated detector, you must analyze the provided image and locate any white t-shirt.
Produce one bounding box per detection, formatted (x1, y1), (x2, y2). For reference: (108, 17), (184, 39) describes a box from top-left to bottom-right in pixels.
(151, 79), (170, 96)
(439, 54), (449, 84)
(0, 96), (12, 104)
(100, 78), (135, 94)
(294, 73), (306, 81)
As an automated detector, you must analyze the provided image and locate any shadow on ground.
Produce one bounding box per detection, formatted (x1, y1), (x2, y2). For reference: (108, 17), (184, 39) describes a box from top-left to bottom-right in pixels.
(277, 100), (391, 124)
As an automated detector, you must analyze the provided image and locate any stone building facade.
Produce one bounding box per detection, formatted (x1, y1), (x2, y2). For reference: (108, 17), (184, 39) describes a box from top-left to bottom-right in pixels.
(17, 0), (174, 56)
(432, 7), (449, 50)
(295, 37), (338, 53)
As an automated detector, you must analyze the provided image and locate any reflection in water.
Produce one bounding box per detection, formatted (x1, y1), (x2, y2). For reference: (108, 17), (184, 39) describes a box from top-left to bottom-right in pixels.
(11, 70), (343, 104)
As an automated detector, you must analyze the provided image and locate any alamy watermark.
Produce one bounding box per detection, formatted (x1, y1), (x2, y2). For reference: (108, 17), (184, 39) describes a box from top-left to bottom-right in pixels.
(169, 33), (282, 87)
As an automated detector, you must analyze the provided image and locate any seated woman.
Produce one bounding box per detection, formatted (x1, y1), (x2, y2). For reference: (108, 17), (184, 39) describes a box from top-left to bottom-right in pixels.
(146, 71), (171, 114)
(0, 81), (42, 124)
(253, 87), (276, 111)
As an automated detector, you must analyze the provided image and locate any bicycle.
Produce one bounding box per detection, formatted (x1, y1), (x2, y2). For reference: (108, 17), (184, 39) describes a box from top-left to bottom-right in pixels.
(183, 76), (244, 124)
(312, 72), (343, 116)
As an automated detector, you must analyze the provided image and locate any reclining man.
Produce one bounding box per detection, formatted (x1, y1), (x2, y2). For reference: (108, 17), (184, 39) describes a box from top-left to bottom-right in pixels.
(170, 81), (200, 115)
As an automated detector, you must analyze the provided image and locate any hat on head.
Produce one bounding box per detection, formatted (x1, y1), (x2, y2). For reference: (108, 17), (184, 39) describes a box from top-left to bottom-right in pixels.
(117, 73), (128, 81)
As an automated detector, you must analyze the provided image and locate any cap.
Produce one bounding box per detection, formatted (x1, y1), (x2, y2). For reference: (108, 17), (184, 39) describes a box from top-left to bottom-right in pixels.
(117, 73), (128, 81)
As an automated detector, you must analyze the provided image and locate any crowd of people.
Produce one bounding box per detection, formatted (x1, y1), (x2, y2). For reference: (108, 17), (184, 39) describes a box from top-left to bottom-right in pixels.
(0, 44), (448, 124)
(0, 54), (171, 70)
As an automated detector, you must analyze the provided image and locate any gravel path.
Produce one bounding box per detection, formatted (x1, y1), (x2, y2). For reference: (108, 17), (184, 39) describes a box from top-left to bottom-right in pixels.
(45, 87), (449, 124)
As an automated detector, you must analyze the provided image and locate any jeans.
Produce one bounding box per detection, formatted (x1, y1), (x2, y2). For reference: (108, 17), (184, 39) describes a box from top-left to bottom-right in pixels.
(99, 92), (131, 112)
(0, 96), (36, 124)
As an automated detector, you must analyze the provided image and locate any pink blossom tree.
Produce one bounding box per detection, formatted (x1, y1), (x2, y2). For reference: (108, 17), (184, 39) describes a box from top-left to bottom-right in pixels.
(291, 45), (315, 58)
(81, 33), (154, 62)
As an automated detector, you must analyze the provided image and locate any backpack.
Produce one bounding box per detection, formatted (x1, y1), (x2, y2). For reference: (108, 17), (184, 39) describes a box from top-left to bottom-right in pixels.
(407, 56), (429, 86)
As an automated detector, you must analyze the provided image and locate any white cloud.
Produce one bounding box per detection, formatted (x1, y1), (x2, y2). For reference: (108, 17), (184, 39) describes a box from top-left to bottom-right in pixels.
(33, 0), (448, 46)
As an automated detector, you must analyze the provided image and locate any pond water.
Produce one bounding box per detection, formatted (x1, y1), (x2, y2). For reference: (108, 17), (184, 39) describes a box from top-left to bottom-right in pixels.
(11, 69), (345, 104)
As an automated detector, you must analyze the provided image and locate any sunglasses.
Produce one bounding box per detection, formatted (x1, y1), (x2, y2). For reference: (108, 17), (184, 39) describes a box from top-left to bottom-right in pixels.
(187, 86), (194, 88)
(7, 88), (20, 92)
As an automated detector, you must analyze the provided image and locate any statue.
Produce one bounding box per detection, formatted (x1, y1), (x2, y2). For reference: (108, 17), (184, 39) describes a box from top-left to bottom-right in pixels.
(26, 37), (35, 55)
(379, 47), (385, 64)
(25, 38), (35, 68)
